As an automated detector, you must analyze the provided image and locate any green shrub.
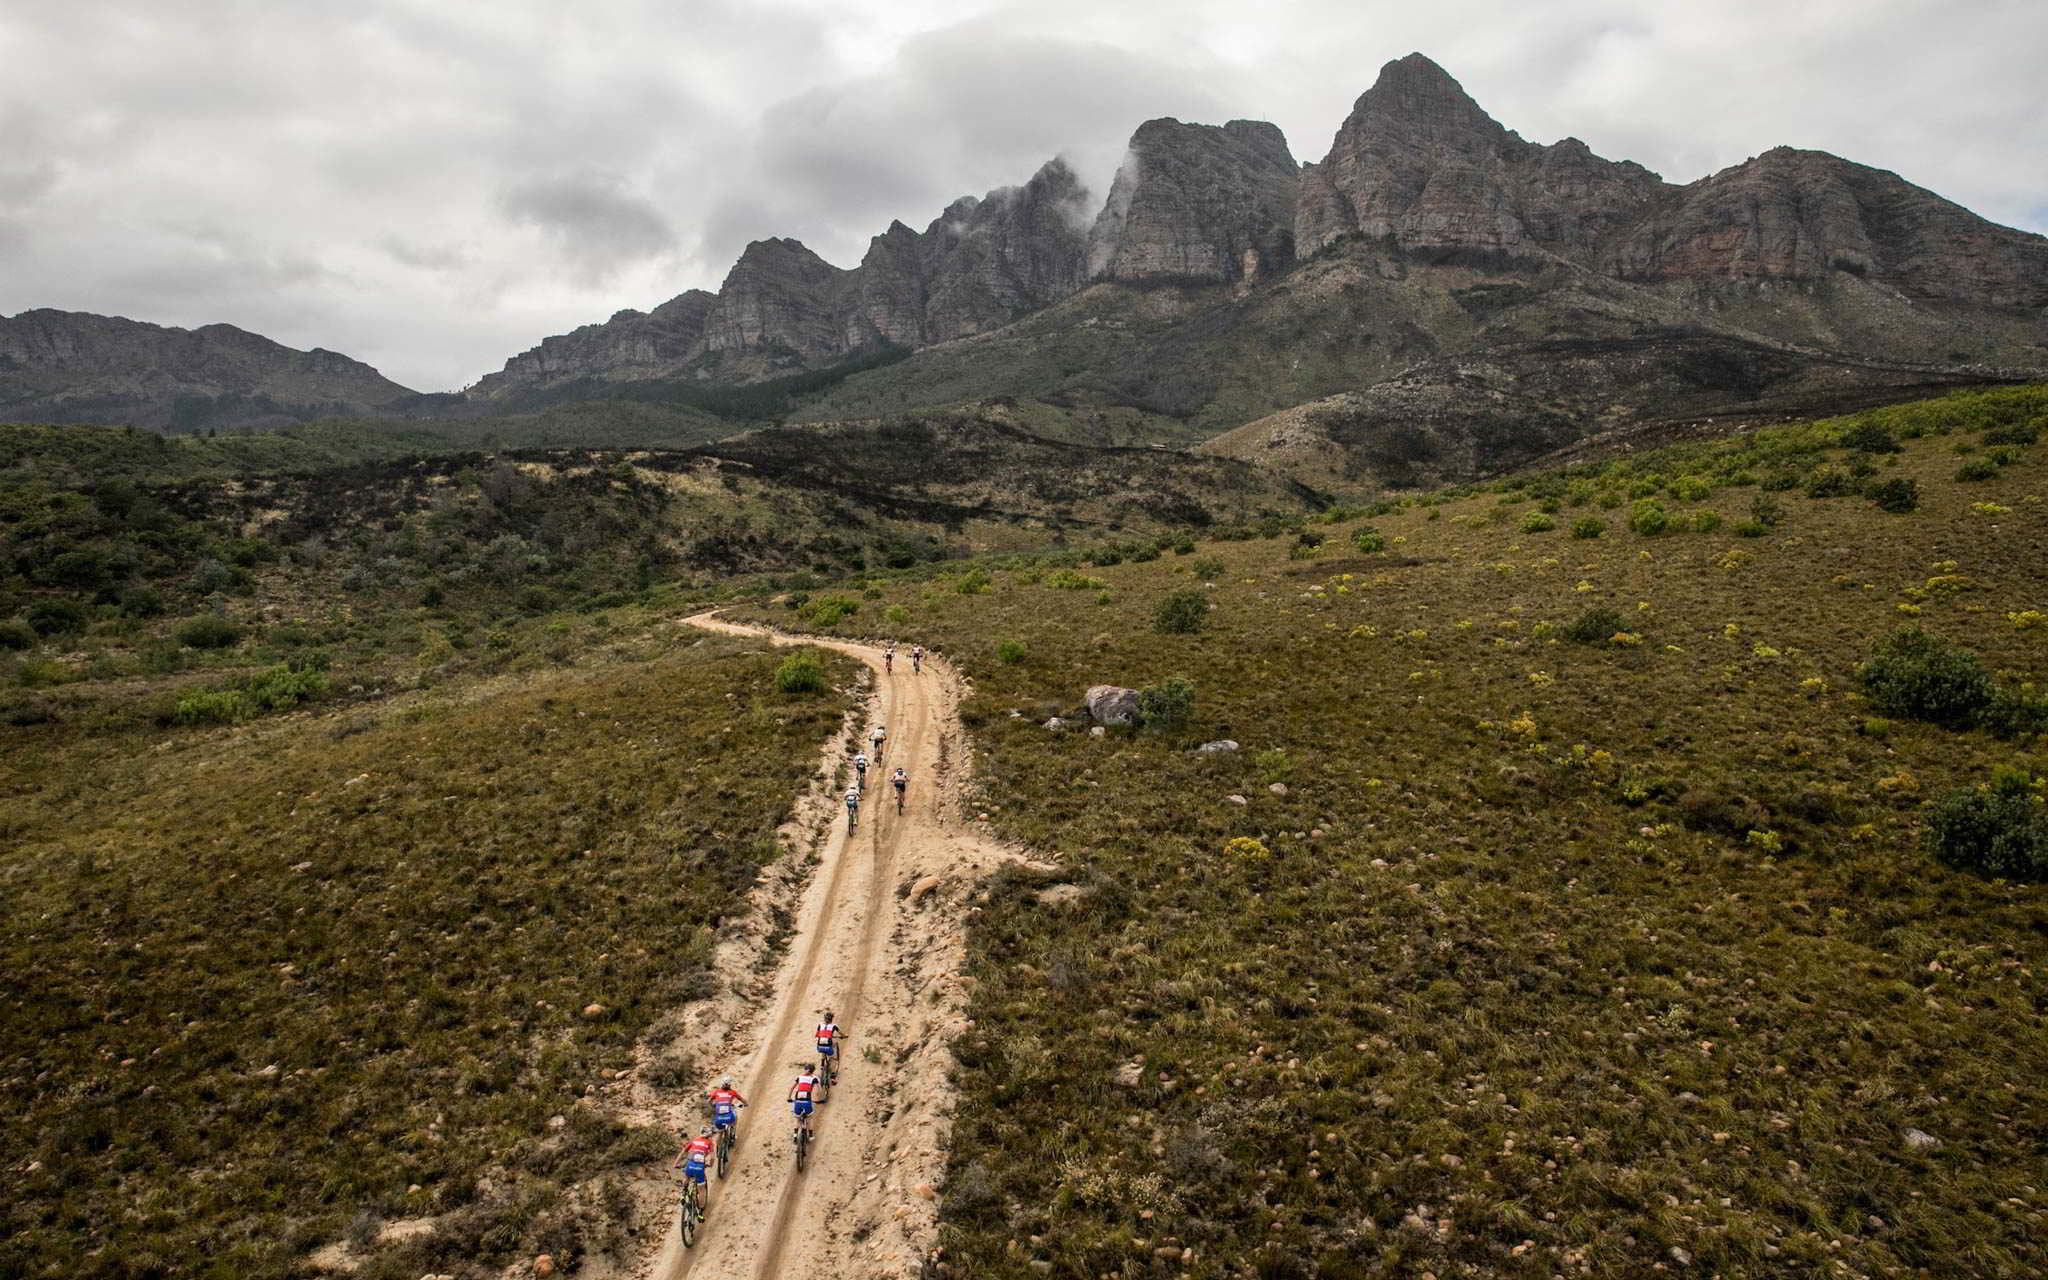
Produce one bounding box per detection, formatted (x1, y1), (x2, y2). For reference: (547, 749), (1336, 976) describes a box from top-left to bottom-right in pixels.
(1689, 510), (1723, 534)
(175, 614), (244, 649)
(0, 620), (36, 651)
(1803, 466), (1858, 498)
(1564, 607), (1629, 646)
(172, 690), (254, 726)
(1352, 528), (1387, 554)
(1839, 423), (1902, 454)
(1750, 495), (1786, 527)
(1627, 499), (1670, 537)
(25, 598), (88, 636)
(804, 596), (859, 627)
(118, 586), (166, 617)
(1044, 569), (1107, 591)
(1955, 458), (2001, 482)
(1137, 676), (1196, 734)
(774, 649), (827, 694)
(1857, 628), (1996, 729)
(1925, 770), (2047, 881)
(1518, 512), (1556, 534)
(1153, 589), (1210, 635)
(1668, 475), (1715, 501)
(1190, 557), (1226, 581)
(1732, 519), (1770, 538)
(883, 604), (909, 625)
(241, 663), (328, 713)
(995, 639), (1026, 665)
(1867, 478), (1920, 513)
(954, 568), (991, 595)
(1570, 517), (1607, 540)
(1982, 423), (2038, 446)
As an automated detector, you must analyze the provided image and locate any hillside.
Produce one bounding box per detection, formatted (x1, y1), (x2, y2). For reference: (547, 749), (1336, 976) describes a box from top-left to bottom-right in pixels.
(736, 385), (2048, 1277)
(470, 53), (2047, 465)
(0, 309), (419, 432)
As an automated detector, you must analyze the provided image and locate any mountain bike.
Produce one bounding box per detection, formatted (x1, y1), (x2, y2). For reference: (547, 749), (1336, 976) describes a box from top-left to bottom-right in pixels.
(676, 1169), (705, 1248)
(716, 1112), (739, 1178)
(794, 1118), (812, 1173)
(818, 1050), (835, 1100)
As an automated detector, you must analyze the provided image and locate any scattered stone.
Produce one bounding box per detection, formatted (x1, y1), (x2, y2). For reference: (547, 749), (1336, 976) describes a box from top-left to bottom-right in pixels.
(1114, 1061), (1145, 1086)
(1269, 782), (1289, 796)
(1042, 717), (1066, 732)
(916, 1182), (937, 1199)
(581, 1003), (605, 1019)
(1195, 739), (1240, 753)
(547, 1114), (567, 1130)
(1670, 1246), (1693, 1266)
(1902, 1127), (1940, 1151)
(533, 1257), (555, 1278)
(1085, 685), (1141, 726)
(1225, 794), (1248, 806)
(1089, 725), (1106, 738)
(911, 875), (943, 903)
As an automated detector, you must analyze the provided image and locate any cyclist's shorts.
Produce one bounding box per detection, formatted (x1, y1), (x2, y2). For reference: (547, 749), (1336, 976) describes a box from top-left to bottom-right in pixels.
(713, 1106), (737, 1127)
(684, 1160), (708, 1184)
(792, 1099), (815, 1117)
(817, 1042), (835, 1057)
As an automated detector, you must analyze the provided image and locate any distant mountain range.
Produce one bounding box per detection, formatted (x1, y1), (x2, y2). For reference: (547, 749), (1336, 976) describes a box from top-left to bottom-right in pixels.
(8, 53), (2044, 485)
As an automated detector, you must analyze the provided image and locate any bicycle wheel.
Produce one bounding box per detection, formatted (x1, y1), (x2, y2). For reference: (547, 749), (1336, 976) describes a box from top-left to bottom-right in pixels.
(717, 1126), (732, 1178)
(795, 1125), (810, 1173)
(679, 1185), (701, 1248)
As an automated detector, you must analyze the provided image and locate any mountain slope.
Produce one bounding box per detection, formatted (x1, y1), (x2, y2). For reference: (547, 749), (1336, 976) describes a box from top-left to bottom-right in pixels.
(0, 309), (417, 432)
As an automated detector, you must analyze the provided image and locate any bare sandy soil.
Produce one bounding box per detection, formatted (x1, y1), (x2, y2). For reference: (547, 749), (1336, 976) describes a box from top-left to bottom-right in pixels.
(621, 615), (1014, 1280)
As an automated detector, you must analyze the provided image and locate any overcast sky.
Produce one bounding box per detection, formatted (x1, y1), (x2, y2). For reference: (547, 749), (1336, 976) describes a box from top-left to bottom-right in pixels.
(2, 0), (2042, 392)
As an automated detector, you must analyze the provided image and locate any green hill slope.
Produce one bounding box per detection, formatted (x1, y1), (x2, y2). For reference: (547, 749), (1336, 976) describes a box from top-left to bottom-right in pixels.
(751, 386), (2048, 1277)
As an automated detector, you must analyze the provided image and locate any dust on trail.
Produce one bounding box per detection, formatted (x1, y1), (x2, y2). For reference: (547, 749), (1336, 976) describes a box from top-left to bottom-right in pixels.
(630, 614), (1016, 1280)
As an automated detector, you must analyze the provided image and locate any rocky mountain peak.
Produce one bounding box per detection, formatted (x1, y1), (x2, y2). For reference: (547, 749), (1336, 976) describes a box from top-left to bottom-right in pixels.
(1088, 116), (1301, 283)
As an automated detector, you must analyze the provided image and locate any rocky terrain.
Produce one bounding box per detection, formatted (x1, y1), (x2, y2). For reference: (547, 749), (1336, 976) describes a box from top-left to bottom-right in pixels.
(1201, 332), (2023, 489)
(471, 51), (2047, 437)
(0, 309), (418, 432)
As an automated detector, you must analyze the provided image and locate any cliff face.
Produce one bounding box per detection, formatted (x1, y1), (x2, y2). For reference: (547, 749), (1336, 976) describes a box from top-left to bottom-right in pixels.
(470, 50), (2047, 409)
(1610, 147), (2048, 307)
(0, 309), (415, 431)
(1294, 53), (1666, 265)
(1087, 118), (1300, 283)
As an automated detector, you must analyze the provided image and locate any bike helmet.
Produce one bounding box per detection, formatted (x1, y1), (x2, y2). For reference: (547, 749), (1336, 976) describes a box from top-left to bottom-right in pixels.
(701, 1125), (714, 1136)
(720, 1076), (733, 1088)
(823, 1009), (834, 1022)
(804, 1061), (817, 1073)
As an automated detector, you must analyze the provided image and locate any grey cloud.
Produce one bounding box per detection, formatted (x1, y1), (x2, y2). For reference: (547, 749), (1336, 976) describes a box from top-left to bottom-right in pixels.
(500, 174), (677, 286)
(0, 0), (2041, 390)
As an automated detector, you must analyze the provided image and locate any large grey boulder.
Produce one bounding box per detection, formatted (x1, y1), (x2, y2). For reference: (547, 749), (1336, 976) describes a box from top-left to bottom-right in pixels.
(1086, 685), (1141, 726)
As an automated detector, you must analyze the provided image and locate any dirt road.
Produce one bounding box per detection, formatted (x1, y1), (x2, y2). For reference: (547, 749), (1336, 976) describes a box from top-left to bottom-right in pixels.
(641, 615), (1010, 1280)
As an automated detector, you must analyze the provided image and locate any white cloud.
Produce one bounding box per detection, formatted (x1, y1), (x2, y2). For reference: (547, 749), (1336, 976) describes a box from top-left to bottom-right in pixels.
(0, 0), (2040, 390)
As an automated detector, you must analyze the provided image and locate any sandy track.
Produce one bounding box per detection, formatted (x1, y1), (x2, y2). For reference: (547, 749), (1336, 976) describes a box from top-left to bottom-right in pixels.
(638, 614), (1011, 1280)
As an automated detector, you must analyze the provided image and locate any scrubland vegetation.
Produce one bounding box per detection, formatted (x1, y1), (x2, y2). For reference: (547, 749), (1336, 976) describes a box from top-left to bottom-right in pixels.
(1, 607), (854, 1276)
(739, 386), (2048, 1277)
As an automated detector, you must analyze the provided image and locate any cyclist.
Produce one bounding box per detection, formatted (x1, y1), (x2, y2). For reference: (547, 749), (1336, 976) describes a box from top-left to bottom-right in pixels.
(815, 1011), (845, 1079)
(891, 766), (907, 812)
(678, 1125), (716, 1197)
(709, 1076), (747, 1133)
(910, 645), (924, 674)
(844, 784), (861, 832)
(884, 646), (895, 674)
(852, 751), (869, 785)
(789, 1062), (822, 1140)
(869, 724), (887, 762)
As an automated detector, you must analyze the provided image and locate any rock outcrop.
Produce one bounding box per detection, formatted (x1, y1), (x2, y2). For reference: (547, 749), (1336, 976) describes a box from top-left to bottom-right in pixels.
(1088, 118), (1300, 283)
(478, 160), (1092, 398)
(0, 309), (415, 431)
(1294, 52), (1665, 265)
(1085, 685), (1141, 726)
(1610, 147), (2048, 308)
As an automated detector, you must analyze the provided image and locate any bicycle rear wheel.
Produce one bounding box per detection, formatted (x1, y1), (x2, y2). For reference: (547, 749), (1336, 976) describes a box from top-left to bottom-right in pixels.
(680, 1186), (701, 1248)
(717, 1127), (732, 1178)
(795, 1126), (810, 1173)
